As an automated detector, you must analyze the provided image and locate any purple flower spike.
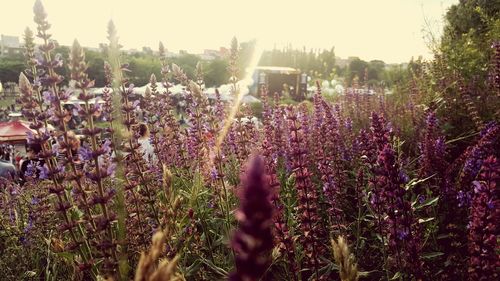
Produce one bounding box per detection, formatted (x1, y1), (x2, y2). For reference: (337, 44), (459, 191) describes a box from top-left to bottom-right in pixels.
(467, 156), (499, 281)
(229, 156), (274, 281)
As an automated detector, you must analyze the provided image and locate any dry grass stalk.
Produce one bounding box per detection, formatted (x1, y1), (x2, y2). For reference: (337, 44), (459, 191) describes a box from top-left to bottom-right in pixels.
(331, 236), (359, 281)
(133, 229), (184, 281)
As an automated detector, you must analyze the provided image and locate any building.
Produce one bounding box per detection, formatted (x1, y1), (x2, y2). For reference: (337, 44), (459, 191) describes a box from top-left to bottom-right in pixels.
(0, 35), (22, 56)
(124, 48), (140, 55)
(198, 49), (219, 61)
(219, 47), (230, 58)
(250, 66), (306, 100)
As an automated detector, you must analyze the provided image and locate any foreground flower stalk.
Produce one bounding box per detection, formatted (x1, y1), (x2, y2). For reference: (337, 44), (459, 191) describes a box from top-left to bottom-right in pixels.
(229, 156), (274, 281)
(69, 39), (119, 273)
(31, 0), (96, 275)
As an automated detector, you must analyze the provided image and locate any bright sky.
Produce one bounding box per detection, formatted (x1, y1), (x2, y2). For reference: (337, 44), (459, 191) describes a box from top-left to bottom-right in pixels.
(1, 0), (458, 63)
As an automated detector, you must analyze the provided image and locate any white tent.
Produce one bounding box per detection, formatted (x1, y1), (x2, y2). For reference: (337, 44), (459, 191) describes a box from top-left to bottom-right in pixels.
(204, 87), (233, 101)
(169, 84), (186, 95)
(63, 94), (105, 105)
(90, 87), (113, 96)
(134, 82), (170, 96)
(241, 95), (261, 104)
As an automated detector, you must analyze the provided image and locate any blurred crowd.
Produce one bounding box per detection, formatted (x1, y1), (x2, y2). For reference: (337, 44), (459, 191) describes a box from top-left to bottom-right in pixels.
(0, 121), (157, 184)
(0, 132), (82, 185)
(0, 141), (46, 184)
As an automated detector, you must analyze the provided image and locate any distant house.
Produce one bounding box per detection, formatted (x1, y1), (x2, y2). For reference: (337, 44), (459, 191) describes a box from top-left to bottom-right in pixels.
(124, 48), (140, 55)
(197, 49), (216, 61)
(0, 35), (22, 56)
(219, 47), (230, 58)
(165, 51), (179, 58)
(199, 54), (215, 61)
(250, 66), (305, 100)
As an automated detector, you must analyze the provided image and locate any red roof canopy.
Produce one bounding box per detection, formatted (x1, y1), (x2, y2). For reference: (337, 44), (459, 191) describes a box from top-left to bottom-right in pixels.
(0, 120), (36, 142)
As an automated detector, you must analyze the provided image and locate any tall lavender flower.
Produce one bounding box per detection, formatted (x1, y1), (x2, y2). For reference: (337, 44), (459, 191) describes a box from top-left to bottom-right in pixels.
(119, 66), (160, 228)
(261, 87), (298, 280)
(272, 93), (287, 160)
(436, 123), (499, 279)
(458, 122), (499, 207)
(30, 0), (96, 275)
(467, 156), (499, 281)
(370, 112), (391, 151)
(489, 42), (500, 119)
(229, 156), (274, 281)
(419, 110), (447, 195)
(312, 85), (345, 234)
(491, 42), (500, 91)
(69, 39), (120, 273)
(458, 79), (483, 131)
(156, 46), (186, 167)
(286, 106), (324, 280)
(67, 40), (99, 217)
(370, 144), (423, 279)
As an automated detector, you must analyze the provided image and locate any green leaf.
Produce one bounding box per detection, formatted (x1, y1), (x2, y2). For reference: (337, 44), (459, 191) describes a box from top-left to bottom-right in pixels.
(55, 251), (75, 260)
(196, 256), (228, 277)
(70, 208), (84, 220)
(390, 271), (402, 280)
(418, 217), (435, 223)
(437, 234), (450, 240)
(414, 196), (439, 210)
(184, 260), (203, 277)
(405, 175), (435, 191)
(422, 252), (444, 259)
(23, 271), (37, 278)
(358, 270), (375, 277)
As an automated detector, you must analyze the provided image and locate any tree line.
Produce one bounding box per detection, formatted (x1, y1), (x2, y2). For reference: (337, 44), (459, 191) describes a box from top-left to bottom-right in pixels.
(1, 39), (407, 90)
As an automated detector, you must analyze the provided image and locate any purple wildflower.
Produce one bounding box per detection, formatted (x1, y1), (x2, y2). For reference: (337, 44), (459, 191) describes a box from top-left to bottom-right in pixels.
(229, 156), (274, 281)
(467, 156), (499, 281)
(37, 164), (49, 180)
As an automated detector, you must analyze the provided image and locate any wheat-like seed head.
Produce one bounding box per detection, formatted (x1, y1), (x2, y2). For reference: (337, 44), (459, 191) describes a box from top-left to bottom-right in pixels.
(134, 229), (183, 281)
(331, 236), (359, 281)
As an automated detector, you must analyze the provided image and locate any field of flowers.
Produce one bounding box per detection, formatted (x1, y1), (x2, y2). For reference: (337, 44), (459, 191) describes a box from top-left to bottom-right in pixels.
(0, 1), (499, 281)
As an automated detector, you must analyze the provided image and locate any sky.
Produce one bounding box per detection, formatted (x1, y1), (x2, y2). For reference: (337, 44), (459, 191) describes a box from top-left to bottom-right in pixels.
(0, 0), (458, 64)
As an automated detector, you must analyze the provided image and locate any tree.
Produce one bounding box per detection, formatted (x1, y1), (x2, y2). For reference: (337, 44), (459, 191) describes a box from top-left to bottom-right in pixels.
(445, 0), (499, 43)
(0, 58), (24, 83)
(172, 53), (200, 80)
(204, 59), (229, 87)
(346, 58), (368, 86)
(128, 56), (161, 85)
(86, 49), (106, 87)
(440, 0), (500, 80)
(366, 60), (386, 86)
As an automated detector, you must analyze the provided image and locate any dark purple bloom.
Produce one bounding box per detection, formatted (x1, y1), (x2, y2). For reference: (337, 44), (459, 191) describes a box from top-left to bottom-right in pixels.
(229, 156), (274, 281)
(370, 144), (423, 278)
(457, 190), (472, 208)
(79, 145), (93, 161)
(209, 168), (218, 181)
(458, 122), (499, 207)
(106, 162), (116, 177)
(25, 162), (37, 177)
(285, 106), (325, 279)
(26, 131), (35, 144)
(31, 196), (40, 205)
(467, 156), (499, 281)
(37, 164), (49, 180)
(42, 90), (57, 104)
